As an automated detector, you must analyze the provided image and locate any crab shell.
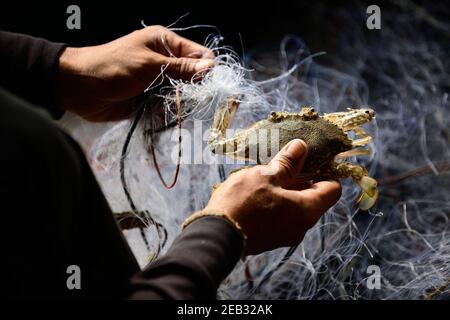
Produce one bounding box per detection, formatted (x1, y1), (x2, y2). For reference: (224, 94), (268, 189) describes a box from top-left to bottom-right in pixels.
(209, 105), (378, 210)
(212, 111), (352, 175)
(250, 112), (352, 172)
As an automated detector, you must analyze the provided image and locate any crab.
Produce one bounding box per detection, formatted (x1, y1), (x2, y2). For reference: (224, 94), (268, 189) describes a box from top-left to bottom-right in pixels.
(208, 99), (378, 210)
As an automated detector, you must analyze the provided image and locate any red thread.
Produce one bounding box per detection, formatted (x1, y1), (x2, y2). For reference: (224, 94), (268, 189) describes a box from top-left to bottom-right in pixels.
(150, 86), (182, 189)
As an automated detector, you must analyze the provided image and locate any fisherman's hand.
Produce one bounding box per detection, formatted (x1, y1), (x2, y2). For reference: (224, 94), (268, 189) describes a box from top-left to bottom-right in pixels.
(203, 139), (342, 256)
(57, 25), (214, 121)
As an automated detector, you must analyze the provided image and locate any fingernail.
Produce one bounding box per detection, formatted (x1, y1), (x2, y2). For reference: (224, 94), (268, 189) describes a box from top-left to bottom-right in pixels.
(284, 139), (307, 159)
(195, 59), (214, 72)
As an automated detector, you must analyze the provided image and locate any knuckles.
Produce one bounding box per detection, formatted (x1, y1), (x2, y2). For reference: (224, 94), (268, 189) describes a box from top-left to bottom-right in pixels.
(271, 154), (298, 181)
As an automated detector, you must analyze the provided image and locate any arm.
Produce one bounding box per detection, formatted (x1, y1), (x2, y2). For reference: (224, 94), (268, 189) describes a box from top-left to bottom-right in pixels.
(0, 31), (66, 117)
(128, 216), (243, 299)
(0, 26), (214, 121)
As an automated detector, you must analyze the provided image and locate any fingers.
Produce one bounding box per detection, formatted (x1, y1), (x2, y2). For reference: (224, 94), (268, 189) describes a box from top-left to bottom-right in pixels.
(266, 139), (308, 187)
(142, 26), (215, 81)
(146, 26), (214, 59)
(307, 180), (342, 208)
(167, 31), (214, 59)
(161, 29), (215, 80)
(164, 56), (215, 81)
(286, 180), (342, 213)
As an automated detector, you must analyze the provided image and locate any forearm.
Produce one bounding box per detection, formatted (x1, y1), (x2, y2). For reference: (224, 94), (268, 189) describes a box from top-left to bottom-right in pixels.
(0, 31), (66, 118)
(128, 216), (244, 300)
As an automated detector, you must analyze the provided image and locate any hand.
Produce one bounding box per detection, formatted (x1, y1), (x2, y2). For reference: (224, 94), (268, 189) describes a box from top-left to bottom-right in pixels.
(57, 25), (214, 122)
(204, 139), (342, 256)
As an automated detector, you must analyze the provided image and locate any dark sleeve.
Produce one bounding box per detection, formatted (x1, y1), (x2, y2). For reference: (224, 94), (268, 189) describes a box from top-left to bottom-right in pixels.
(0, 31), (66, 118)
(128, 216), (244, 300)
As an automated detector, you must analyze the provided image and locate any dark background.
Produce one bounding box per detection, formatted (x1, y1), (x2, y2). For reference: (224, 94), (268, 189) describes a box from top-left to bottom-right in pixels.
(0, 0), (408, 53)
(0, 0), (447, 74)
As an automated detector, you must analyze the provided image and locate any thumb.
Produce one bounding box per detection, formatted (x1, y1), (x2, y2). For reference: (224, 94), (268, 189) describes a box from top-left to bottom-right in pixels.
(165, 57), (214, 80)
(266, 139), (308, 186)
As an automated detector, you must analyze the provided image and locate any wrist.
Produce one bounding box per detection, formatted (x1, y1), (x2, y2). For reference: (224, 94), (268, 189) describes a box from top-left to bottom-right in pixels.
(56, 47), (80, 111)
(57, 46), (95, 114)
(182, 209), (247, 256)
(58, 47), (87, 84)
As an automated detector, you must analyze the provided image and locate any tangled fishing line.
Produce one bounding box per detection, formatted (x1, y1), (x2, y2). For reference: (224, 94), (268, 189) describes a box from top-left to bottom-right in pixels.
(65, 4), (450, 299)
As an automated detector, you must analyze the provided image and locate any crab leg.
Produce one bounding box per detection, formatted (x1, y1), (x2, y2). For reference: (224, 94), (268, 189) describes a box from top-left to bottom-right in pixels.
(352, 136), (372, 147)
(334, 162), (378, 210)
(353, 126), (369, 138)
(323, 108), (375, 132)
(208, 98), (240, 153)
(335, 148), (371, 159)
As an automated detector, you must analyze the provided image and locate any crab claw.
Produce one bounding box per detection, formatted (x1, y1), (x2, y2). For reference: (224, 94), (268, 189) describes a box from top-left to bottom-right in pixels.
(357, 189), (379, 210)
(334, 162), (379, 210)
(356, 175), (378, 197)
(355, 176), (378, 210)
